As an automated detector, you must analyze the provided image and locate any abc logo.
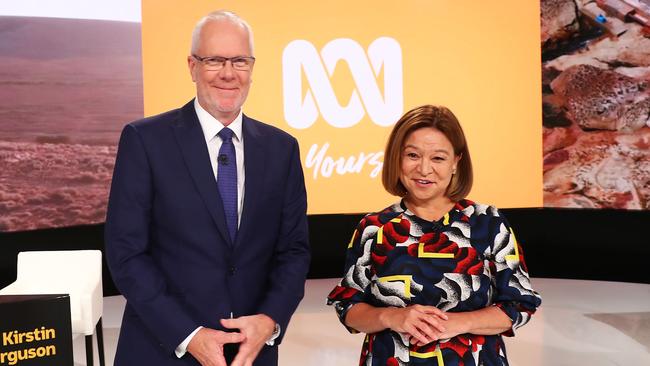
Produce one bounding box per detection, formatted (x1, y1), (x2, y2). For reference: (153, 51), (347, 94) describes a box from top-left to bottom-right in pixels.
(282, 37), (403, 129)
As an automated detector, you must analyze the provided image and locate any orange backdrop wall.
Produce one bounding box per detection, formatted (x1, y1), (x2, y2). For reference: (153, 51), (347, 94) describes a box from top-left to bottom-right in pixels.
(142, 0), (542, 214)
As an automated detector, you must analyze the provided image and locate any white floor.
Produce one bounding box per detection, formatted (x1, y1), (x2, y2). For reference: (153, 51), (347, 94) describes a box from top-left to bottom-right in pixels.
(74, 278), (650, 365)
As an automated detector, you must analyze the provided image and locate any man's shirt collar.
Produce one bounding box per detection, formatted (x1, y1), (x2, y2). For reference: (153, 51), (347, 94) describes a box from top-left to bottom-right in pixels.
(194, 98), (243, 143)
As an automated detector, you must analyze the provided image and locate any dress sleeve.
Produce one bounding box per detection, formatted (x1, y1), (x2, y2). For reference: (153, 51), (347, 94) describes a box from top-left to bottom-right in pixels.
(488, 208), (542, 336)
(326, 216), (376, 333)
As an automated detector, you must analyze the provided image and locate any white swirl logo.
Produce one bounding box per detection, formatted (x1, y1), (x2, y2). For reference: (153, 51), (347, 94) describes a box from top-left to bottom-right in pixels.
(282, 37), (403, 129)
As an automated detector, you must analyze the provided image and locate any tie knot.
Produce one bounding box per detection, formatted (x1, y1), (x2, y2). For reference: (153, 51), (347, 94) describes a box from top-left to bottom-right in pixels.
(218, 127), (234, 142)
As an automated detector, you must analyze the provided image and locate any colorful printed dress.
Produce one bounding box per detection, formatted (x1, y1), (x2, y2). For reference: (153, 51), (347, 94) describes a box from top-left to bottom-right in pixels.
(327, 199), (542, 366)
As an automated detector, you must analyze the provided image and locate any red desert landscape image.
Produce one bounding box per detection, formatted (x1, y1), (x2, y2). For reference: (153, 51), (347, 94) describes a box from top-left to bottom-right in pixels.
(0, 16), (143, 231)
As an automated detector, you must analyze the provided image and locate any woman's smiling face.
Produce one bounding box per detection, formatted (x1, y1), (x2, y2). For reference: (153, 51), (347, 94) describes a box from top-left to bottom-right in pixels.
(400, 127), (460, 206)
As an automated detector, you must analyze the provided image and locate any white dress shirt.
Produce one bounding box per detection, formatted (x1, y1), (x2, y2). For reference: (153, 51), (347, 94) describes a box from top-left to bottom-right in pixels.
(175, 99), (245, 357)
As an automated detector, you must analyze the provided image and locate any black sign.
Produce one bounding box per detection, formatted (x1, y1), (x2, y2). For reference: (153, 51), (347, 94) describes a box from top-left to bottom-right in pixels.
(0, 295), (73, 366)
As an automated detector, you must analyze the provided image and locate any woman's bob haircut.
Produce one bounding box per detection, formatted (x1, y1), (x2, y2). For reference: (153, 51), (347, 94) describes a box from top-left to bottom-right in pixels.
(382, 105), (473, 201)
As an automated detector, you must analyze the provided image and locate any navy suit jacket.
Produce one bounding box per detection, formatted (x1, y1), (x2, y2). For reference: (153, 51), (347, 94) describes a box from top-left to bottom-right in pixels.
(105, 100), (311, 365)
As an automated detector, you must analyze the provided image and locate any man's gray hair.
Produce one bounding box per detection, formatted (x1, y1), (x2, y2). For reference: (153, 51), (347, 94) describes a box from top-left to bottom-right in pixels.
(190, 10), (254, 55)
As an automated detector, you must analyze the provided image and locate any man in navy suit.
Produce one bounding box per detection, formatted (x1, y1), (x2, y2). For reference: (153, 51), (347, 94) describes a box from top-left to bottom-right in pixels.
(105, 10), (310, 366)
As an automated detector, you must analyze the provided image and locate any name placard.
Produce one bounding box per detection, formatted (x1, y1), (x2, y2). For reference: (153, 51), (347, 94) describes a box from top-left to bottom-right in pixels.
(0, 295), (73, 366)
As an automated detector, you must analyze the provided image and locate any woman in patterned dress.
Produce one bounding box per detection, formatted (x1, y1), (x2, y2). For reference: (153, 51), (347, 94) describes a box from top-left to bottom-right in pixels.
(327, 105), (542, 366)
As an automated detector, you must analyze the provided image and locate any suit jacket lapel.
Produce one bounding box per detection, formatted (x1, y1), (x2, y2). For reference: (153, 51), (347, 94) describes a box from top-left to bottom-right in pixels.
(236, 115), (267, 245)
(173, 100), (232, 246)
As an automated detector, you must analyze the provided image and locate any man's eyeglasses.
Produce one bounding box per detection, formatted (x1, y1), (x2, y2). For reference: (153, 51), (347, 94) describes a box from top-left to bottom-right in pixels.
(192, 55), (256, 71)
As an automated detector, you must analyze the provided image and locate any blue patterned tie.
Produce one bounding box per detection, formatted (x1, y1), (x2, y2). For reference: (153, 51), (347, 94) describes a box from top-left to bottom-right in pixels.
(217, 128), (238, 243)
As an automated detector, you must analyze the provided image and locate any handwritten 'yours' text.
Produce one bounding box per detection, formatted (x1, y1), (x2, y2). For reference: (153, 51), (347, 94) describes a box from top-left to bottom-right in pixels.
(305, 143), (383, 179)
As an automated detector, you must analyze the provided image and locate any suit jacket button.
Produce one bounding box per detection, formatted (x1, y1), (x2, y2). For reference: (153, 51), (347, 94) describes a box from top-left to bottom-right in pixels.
(228, 266), (235, 275)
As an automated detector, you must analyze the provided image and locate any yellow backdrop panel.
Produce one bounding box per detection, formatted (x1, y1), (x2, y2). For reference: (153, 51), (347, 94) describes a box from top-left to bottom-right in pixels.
(142, 0), (542, 214)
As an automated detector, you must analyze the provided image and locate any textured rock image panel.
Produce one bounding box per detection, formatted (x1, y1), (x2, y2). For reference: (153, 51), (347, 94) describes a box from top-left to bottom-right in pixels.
(541, 0), (650, 209)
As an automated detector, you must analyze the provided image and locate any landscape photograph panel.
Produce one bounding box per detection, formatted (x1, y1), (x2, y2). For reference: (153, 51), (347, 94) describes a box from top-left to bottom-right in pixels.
(0, 16), (144, 231)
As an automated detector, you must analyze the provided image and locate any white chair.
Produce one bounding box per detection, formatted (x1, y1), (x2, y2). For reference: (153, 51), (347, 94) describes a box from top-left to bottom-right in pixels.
(0, 250), (105, 366)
